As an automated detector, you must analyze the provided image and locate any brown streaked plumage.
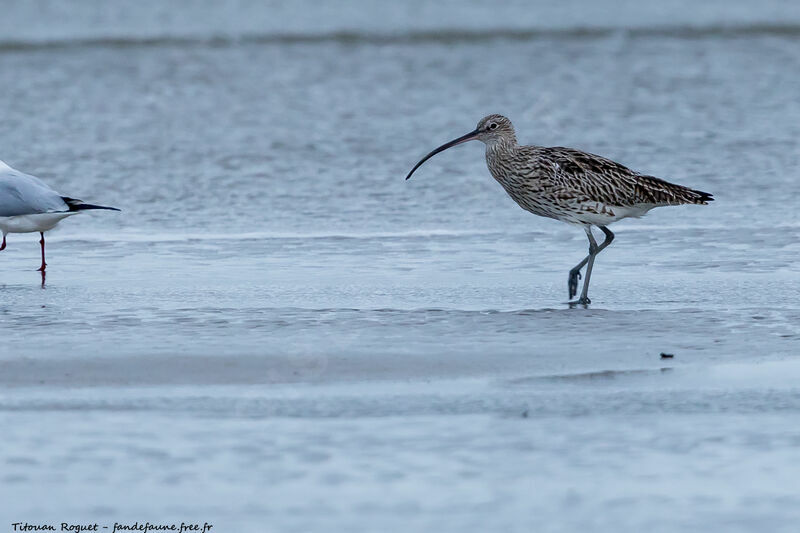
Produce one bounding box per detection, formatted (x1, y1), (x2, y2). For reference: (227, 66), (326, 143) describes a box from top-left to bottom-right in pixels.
(405, 114), (713, 305)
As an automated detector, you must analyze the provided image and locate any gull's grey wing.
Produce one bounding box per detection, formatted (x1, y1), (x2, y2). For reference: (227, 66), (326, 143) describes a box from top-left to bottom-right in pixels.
(0, 163), (69, 216)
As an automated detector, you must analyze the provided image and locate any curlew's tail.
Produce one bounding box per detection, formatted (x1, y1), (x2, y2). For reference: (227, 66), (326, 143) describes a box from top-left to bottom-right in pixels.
(689, 189), (714, 205)
(634, 175), (714, 206)
(62, 197), (121, 212)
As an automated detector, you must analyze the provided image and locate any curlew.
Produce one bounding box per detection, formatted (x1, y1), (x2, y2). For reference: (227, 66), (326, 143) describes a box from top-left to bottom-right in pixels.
(405, 114), (713, 305)
(0, 160), (119, 273)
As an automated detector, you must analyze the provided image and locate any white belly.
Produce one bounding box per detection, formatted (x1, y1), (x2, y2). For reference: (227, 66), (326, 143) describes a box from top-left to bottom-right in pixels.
(0, 212), (75, 234)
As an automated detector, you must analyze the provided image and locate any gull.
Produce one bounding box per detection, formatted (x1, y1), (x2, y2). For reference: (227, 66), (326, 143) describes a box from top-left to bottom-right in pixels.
(0, 159), (119, 272)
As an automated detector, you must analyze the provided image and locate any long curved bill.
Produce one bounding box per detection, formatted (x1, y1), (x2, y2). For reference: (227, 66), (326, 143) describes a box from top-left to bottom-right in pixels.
(405, 128), (481, 180)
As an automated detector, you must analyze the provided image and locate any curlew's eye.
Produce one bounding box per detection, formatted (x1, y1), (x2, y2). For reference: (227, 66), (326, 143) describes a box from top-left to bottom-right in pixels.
(489, 123), (498, 130)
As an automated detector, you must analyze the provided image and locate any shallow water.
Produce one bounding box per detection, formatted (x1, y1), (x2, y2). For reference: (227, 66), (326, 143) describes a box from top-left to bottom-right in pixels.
(1, 1), (800, 531)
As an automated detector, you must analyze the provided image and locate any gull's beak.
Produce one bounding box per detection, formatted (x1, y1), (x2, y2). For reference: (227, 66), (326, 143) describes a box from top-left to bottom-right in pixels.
(405, 128), (481, 180)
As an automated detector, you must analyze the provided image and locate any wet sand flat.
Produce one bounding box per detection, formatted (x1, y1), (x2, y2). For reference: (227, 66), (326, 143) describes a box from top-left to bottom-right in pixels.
(1, 0), (800, 531)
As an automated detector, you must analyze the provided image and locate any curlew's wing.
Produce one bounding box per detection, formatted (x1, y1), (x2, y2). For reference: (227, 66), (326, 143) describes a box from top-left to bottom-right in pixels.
(0, 161), (69, 217)
(533, 146), (713, 207)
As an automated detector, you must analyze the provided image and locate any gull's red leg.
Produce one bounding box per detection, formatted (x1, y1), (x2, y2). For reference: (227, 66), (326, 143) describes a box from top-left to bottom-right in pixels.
(37, 232), (47, 272)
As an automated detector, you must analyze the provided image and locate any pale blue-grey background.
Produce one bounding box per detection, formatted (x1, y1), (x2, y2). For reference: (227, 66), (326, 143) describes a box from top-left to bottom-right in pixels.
(1, 1), (799, 531)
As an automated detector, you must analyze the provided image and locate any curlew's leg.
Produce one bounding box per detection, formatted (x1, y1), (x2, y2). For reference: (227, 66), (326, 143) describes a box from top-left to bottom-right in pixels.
(37, 232), (47, 272)
(575, 228), (600, 305)
(568, 262), (586, 300)
(569, 226), (614, 305)
(568, 226), (615, 299)
(0, 234), (6, 251)
(596, 226), (614, 255)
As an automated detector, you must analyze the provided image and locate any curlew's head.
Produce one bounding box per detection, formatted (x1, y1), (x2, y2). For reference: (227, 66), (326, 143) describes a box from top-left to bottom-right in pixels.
(474, 114), (516, 145)
(405, 114), (517, 180)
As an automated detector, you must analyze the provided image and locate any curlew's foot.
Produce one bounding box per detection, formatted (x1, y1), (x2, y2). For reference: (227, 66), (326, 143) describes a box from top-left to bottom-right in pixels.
(568, 269), (582, 299)
(567, 296), (591, 307)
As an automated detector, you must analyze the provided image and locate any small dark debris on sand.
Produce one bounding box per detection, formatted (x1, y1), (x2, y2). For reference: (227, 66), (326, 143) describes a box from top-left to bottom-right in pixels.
(660, 352), (675, 359)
